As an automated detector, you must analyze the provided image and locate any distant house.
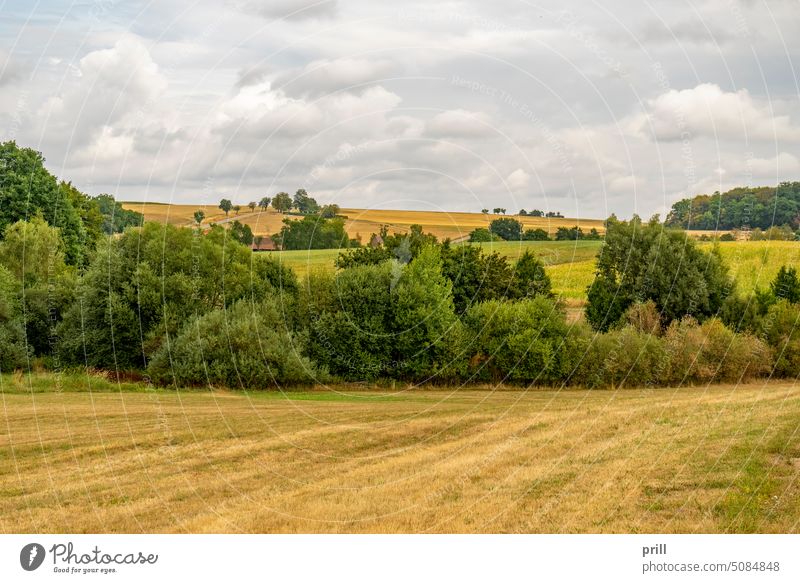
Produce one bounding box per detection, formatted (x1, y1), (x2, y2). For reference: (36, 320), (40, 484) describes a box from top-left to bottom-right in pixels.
(369, 233), (384, 248)
(251, 237), (278, 252)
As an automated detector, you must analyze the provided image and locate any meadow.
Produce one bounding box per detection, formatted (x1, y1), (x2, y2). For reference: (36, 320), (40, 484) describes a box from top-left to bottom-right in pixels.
(1, 372), (798, 533)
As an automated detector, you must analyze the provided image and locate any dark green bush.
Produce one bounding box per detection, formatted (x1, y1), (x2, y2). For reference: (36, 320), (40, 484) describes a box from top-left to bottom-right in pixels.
(462, 297), (570, 383)
(148, 296), (322, 388)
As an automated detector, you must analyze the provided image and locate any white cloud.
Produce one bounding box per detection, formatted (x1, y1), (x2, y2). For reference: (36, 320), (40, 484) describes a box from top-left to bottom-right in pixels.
(506, 168), (530, 190)
(426, 109), (495, 138)
(640, 83), (800, 142)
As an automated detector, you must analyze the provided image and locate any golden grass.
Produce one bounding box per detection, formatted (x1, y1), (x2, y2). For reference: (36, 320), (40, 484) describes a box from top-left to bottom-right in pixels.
(122, 202), (606, 240)
(1, 373), (799, 533)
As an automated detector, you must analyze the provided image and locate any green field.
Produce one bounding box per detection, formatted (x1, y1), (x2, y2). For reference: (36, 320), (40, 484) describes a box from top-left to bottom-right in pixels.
(272, 240), (800, 302)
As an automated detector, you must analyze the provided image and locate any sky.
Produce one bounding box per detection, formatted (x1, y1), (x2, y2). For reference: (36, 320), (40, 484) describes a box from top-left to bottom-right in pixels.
(1, 0), (799, 219)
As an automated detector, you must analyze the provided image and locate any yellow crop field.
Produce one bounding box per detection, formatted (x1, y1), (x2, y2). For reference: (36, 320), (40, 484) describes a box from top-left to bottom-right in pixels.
(122, 202), (606, 240)
(1, 373), (798, 533)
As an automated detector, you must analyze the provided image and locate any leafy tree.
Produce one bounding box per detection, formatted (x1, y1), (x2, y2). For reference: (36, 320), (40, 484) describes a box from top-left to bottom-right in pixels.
(219, 199), (232, 216)
(293, 189), (320, 214)
(258, 197), (271, 211)
(462, 297), (569, 383)
(492, 207), (506, 215)
(0, 141), (86, 265)
(469, 227), (493, 242)
(57, 223), (293, 369)
(584, 216), (732, 331)
(320, 204), (340, 218)
(0, 265), (28, 371)
(0, 217), (76, 356)
(771, 266), (800, 303)
(391, 245), (458, 379)
(229, 220), (254, 245)
(233, 205), (241, 215)
(194, 209), (205, 225)
(148, 296), (323, 388)
(481, 209), (489, 214)
(519, 209), (528, 216)
(522, 228), (549, 241)
(530, 209), (544, 217)
(248, 201), (256, 212)
(335, 224), (437, 268)
(92, 194), (143, 235)
(272, 192), (293, 213)
(545, 211), (564, 218)
(555, 226), (584, 240)
(61, 181), (104, 252)
(274, 216), (349, 250)
(489, 217), (523, 240)
(512, 250), (552, 298)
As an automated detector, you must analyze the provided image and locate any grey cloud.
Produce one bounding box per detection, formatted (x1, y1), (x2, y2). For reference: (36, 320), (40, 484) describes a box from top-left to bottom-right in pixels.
(232, 0), (337, 21)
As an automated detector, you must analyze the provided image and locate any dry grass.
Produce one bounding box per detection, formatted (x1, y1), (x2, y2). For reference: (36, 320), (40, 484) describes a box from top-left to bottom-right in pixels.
(1, 373), (799, 533)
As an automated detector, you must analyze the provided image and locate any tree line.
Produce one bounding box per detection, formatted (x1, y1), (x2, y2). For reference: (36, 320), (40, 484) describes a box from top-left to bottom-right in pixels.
(665, 182), (800, 231)
(2, 141), (799, 389)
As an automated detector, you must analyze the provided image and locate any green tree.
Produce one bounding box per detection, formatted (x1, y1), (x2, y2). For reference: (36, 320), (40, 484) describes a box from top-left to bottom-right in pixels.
(219, 199), (232, 217)
(512, 250), (552, 298)
(489, 217), (523, 240)
(229, 220), (254, 245)
(148, 296), (322, 388)
(0, 265), (29, 371)
(463, 297), (569, 383)
(555, 226), (584, 240)
(392, 245), (458, 379)
(194, 209), (205, 225)
(258, 197), (271, 211)
(771, 266), (800, 303)
(320, 204), (340, 218)
(274, 216), (349, 250)
(522, 228), (549, 241)
(233, 205), (241, 215)
(92, 194), (143, 235)
(248, 201), (256, 212)
(0, 217), (76, 356)
(272, 192), (293, 213)
(293, 189), (320, 214)
(469, 227), (493, 242)
(57, 223), (293, 369)
(0, 141), (86, 265)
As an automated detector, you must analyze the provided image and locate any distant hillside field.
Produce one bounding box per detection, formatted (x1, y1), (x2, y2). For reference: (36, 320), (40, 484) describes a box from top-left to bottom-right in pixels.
(272, 240), (800, 308)
(121, 202), (606, 240)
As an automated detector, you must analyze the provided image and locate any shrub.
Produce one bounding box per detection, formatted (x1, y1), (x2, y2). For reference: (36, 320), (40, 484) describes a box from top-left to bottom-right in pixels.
(662, 317), (770, 384)
(622, 300), (661, 335)
(573, 326), (667, 388)
(555, 226), (584, 240)
(522, 228), (549, 241)
(759, 300), (800, 377)
(462, 297), (570, 383)
(58, 223), (288, 370)
(512, 250), (552, 298)
(148, 296), (322, 388)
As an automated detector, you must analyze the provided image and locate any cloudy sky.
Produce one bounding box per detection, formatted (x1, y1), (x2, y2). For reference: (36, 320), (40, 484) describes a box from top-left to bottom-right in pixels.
(1, 0), (799, 218)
